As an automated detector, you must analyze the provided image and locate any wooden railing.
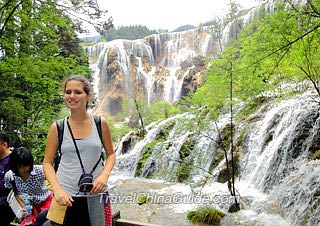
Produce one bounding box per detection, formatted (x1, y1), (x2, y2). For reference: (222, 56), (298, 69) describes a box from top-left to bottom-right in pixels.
(11, 209), (162, 226)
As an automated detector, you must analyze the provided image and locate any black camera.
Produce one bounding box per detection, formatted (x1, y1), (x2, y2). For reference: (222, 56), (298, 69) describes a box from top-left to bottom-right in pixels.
(78, 173), (93, 193)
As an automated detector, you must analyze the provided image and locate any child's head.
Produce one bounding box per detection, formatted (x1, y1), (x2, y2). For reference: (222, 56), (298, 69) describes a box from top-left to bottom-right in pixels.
(9, 147), (34, 176)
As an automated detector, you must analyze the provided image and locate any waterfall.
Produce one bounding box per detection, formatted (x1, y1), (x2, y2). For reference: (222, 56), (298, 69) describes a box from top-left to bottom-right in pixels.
(173, 66), (193, 101)
(86, 2), (270, 117)
(242, 93), (320, 191)
(114, 113), (195, 178)
(163, 68), (178, 103)
(112, 91), (320, 225)
(87, 26), (217, 115)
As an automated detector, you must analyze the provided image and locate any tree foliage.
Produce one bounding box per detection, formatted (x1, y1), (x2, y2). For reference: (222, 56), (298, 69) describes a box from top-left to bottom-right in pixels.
(103, 25), (158, 41)
(0, 0), (109, 161)
(239, 0), (320, 97)
(191, 0), (320, 110)
(172, 24), (196, 33)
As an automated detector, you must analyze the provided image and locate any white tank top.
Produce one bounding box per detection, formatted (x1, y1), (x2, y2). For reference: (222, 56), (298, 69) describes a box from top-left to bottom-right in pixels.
(56, 115), (104, 195)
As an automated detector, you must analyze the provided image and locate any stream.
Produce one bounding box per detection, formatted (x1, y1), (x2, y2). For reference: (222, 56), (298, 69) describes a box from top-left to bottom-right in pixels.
(108, 170), (291, 226)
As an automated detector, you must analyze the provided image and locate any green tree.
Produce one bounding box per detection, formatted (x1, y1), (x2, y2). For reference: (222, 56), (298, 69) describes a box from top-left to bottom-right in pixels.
(208, 16), (224, 53)
(104, 25), (158, 41)
(238, 0), (320, 97)
(0, 0), (110, 161)
(145, 101), (180, 125)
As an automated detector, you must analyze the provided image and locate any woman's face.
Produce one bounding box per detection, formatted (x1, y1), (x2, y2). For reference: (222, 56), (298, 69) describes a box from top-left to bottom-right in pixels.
(64, 80), (92, 111)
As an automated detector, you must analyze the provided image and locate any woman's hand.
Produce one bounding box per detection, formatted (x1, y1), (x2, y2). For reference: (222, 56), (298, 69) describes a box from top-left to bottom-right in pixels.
(91, 174), (108, 194)
(53, 188), (74, 206)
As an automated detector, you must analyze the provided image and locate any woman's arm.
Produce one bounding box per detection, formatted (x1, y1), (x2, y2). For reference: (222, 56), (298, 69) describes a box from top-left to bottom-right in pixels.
(43, 122), (73, 206)
(91, 116), (116, 194)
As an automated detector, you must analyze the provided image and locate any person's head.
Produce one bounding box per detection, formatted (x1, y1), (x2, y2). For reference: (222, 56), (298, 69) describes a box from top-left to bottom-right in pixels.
(9, 147), (34, 177)
(0, 132), (10, 151)
(63, 75), (93, 111)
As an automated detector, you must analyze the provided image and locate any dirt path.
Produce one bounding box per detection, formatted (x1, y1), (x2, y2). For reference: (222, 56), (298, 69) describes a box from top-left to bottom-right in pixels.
(109, 178), (194, 226)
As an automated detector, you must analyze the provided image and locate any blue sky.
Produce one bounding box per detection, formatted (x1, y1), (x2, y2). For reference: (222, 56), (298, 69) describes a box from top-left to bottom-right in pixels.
(98, 0), (259, 31)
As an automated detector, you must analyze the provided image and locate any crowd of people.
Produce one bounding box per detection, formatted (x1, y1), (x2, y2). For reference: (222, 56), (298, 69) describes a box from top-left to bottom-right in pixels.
(0, 75), (116, 226)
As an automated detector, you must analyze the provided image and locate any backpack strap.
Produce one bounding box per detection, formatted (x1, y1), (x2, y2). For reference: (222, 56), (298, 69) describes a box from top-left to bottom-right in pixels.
(93, 115), (105, 161)
(91, 115), (105, 173)
(54, 118), (65, 171)
(93, 115), (102, 144)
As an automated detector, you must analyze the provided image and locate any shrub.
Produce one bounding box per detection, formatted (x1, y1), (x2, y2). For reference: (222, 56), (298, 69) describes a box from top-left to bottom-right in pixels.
(187, 206), (225, 225)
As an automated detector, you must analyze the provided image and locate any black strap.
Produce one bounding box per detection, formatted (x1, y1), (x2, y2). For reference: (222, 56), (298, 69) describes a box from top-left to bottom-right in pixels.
(93, 115), (105, 162)
(93, 115), (103, 145)
(9, 172), (18, 193)
(57, 118), (64, 155)
(67, 118), (102, 174)
(67, 119), (86, 174)
(54, 118), (64, 172)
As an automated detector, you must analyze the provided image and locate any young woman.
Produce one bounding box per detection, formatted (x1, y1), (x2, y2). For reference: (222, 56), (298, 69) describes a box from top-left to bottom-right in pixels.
(43, 75), (116, 226)
(4, 147), (52, 226)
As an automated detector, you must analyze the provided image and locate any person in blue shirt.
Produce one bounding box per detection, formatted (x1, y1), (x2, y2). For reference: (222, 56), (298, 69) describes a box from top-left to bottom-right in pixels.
(0, 132), (15, 226)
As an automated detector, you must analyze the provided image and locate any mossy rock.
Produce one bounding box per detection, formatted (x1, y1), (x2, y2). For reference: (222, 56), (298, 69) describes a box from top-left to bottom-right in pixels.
(217, 166), (229, 183)
(236, 96), (269, 122)
(235, 125), (247, 147)
(134, 141), (157, 177)
(176, 138), (195, 182)
(209, 149), (225, 173)
(176, 160), (193, 182)
(217, 153), (240, 183)
(155, 121), (175, 141)
(314, 189), (320, 197)
(179, 139), (194, 158)
(187, 206), (225, 225)
(309, 150), (320, 160)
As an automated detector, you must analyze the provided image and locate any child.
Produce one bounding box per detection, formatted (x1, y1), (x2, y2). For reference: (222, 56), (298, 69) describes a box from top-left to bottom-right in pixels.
(5, 147), (52, 226)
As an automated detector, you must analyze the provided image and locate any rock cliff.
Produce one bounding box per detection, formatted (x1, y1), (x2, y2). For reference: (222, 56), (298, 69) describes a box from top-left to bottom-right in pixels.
(87, 27), (219, 116)
(87, 4), (263, 117)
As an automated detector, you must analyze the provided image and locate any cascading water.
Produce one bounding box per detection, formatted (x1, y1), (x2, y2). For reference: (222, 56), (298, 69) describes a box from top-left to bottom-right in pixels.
(226, 92), (319, 225)
(163, 68), (178, 103)
(87, 25), (218, 115)
(111, 91), (320, 225)
(241, 95), (319, 191)
(113, 113), (195, 178)
(269, 161), (320, 226)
